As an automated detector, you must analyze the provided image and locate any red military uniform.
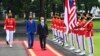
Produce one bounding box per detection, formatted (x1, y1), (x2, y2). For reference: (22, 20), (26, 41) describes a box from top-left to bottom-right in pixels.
(53, 18), (57, 30)
(4, 18), (16, 31)
(59, 20), (62, 32)
(56, 19), (59, 30)
(78, 19), (87, 35)
(77, 19), (81, 35)
(56, 19), (58, 30)
(51, 17), (55, 29)
(58, 19), (62, 31)
(60, 20), (63, 32)
(85, 21), (93, 37)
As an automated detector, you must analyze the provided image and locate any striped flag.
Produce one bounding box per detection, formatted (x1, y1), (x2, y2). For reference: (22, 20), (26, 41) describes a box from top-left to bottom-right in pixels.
(64, 0), (77, 34)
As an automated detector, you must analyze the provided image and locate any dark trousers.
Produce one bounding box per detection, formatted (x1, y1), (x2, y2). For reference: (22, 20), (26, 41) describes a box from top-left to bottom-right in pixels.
(39, 35), (46, 49)
(28, 32), (34, 48)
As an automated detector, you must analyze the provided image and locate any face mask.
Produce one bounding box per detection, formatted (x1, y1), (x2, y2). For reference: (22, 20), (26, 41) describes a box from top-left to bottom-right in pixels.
(29, 18), (32, 20)
(41, 20), (44, 23)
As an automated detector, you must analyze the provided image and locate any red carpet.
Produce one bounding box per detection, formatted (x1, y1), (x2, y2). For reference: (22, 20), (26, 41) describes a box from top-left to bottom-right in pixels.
(23, 40), (63, 56)
(32, 41), (57, 56)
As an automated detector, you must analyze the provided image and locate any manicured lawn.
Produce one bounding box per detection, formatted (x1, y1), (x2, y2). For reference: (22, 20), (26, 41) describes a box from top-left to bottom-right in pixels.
(47, 21), (51, 29)
(93, 32), (100, 56)
(93, 20), (100, 29)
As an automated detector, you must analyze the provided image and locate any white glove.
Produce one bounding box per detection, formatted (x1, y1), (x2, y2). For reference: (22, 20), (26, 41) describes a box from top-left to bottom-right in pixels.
(3, 26), (6, 30)
(13, 31), (16, 33)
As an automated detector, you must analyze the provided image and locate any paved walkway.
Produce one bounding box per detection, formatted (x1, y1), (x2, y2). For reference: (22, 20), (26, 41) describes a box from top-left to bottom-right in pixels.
(0, 41), (27, 56)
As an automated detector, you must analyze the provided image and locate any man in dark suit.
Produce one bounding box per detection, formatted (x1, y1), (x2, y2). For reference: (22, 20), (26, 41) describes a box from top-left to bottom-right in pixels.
(26, 15), (37, 49)
(37, 17), (48, 50)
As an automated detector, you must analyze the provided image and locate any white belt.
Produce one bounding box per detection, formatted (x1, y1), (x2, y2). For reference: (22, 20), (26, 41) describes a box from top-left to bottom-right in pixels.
(7, 26), (13, 27)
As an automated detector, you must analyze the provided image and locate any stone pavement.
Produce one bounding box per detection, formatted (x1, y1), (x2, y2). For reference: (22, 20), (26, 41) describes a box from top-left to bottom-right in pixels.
(0, 42), (27, 56)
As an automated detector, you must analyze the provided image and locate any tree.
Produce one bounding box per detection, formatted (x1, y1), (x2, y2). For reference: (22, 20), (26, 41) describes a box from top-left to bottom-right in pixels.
(2, 0), (23, 17)
(39, 0), (46, 17)
(77, 0), (99, 12)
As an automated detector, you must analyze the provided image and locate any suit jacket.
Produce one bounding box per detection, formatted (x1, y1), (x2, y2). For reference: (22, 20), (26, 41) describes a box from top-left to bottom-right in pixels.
(37, 23), (48, 36)
(26, 20), (37, 33)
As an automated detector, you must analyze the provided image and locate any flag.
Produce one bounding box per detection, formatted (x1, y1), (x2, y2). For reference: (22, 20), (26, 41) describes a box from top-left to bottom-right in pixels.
(64, 0), (77, 34)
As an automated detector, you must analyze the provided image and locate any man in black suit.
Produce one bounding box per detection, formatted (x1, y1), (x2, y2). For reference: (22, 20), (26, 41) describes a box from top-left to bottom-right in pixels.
(37, 17), (48, 50)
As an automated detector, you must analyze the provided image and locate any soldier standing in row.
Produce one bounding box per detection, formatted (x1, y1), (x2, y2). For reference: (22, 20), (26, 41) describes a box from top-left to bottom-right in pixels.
(85, 13), (94, 56)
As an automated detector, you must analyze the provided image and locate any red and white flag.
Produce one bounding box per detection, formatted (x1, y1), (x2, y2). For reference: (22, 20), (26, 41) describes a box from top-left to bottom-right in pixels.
(64, 0), (77, 34)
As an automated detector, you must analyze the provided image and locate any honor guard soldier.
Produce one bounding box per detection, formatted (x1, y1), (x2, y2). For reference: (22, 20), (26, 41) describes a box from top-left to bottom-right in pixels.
(78, 15), (87, 55)
(4, 12), (16, 47)
(85, 13), (94, 56)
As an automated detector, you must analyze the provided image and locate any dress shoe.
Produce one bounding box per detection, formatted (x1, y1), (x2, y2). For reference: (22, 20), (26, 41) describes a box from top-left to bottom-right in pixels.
(74, 49), (81, 53)
(9, 45), (13, 48)
(42, 48), (46, 50)
(43, 48), (46, 50)
(6, 41), (9, 45)
(79, 51), (85, 55)
(28, 47), (32, 49)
